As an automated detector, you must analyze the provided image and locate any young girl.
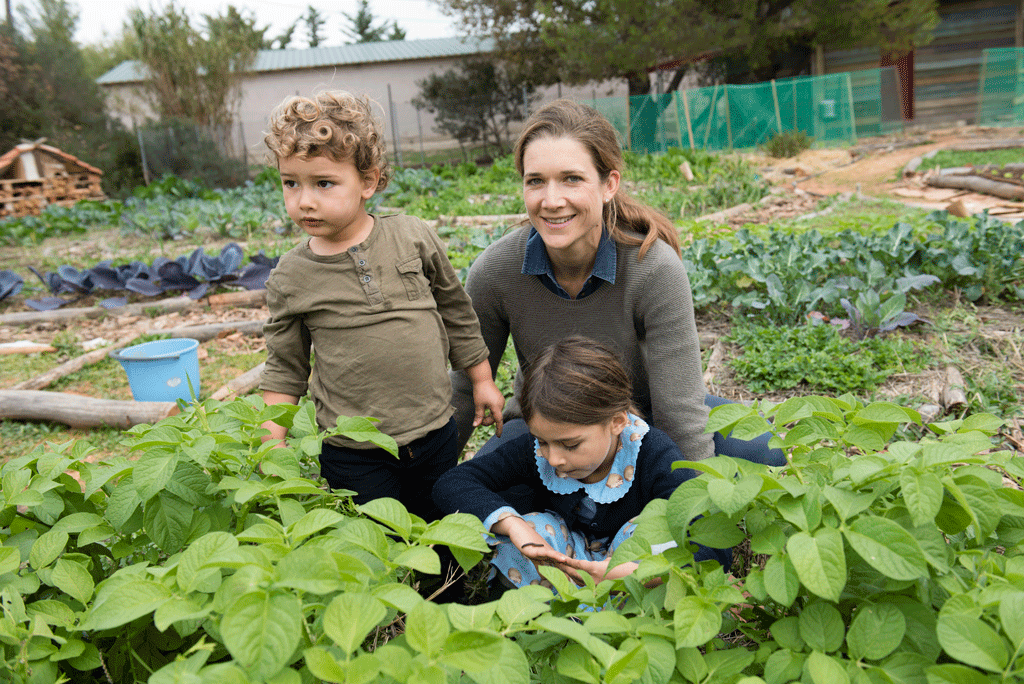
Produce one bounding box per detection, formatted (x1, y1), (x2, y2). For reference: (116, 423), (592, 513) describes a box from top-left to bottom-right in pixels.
(433, 336), (729, 590)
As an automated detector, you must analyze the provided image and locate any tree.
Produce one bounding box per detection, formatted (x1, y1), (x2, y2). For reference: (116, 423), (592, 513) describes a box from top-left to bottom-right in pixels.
(271, 21), (298, 49)
(301, 5), (326, 47)
(413, 59), (535, 159)
(128, 4), (262, 142)
(341, 0), (405, 43)
(435, 0), (939, 129)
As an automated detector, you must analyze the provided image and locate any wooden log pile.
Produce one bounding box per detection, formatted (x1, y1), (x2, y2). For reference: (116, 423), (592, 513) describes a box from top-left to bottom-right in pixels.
(0, 173), (106, 218)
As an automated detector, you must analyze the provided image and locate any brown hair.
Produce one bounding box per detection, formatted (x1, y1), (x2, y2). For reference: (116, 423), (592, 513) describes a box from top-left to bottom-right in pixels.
(513, 99), (680, 260)
(264, 91), (390, 191)
(520, 336), (635, 426)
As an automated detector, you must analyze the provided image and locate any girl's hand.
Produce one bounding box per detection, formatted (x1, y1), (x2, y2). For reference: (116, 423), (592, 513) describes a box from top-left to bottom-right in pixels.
(558, 556), (639, 584)
(494, 516), (583, 582)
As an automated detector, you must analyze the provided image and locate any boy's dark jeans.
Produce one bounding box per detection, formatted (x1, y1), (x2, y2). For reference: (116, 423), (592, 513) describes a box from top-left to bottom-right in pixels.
(319, 416), (458, 522)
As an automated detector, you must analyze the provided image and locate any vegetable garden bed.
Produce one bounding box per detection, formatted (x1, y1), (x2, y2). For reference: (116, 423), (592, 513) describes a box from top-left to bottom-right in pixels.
(0, 141), (1022, 683)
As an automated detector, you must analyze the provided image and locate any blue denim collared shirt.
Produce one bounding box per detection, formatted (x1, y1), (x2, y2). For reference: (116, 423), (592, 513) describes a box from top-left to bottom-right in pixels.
(521, 227), (617, 299)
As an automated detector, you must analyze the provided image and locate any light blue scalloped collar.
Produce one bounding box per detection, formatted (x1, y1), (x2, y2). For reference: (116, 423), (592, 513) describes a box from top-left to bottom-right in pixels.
(534, 413), (649, 504)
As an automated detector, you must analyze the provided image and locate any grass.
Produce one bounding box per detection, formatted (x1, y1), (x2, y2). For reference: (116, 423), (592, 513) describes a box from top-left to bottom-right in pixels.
(926, 148), (1024, 170)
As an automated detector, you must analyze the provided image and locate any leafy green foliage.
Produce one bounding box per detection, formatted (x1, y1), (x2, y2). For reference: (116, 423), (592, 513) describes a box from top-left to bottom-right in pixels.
(727, 322), (929, 393)
(1, 391), (1021, 683)
(927, 148), (1024, 170)
(685, 214), (1024, 324)
(761, 128), (814, 158)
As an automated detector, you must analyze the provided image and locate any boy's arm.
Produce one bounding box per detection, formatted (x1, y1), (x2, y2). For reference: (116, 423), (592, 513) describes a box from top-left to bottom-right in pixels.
(464, 358), (504, 436)
(261, 391), (299, 445)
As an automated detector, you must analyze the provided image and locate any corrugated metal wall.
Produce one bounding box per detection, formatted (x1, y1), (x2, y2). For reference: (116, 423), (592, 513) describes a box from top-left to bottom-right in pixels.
(826, 0), (1019, 127)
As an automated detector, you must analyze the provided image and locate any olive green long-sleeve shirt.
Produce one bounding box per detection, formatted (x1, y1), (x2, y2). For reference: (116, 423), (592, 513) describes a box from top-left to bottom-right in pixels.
(261, 213), (489, 448)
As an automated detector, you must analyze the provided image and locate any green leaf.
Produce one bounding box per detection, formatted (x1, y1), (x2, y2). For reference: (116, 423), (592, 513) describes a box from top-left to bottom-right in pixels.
(446, 602), (498, 632)
(673, 596), (721, 648)
(856, 402), (919, 425)
(404, 600), (448, 657)
(999, 591), (1024, 648)
(807, 651), (849, 684)
(706, 403), (757, 435)
(371, 582), (423, 613)
(221, 589), (302, 677)
(532, 615), (618, 664)
(925, 664), (991, 684)
(303, 647), (347, 683)
(441, 631), (505, 673)
(770, 616), (804, 651)
(133, 451), (180, 501)
(357, 498), (411, 537)
(847, 603), (905, 661)
(764, 649), (804, 684)
(334, 416), (398, 455)
(798, 602), (845, 653)
(153, 595), (210, 633)
(707, 475), (762, 516)
(900, 468), (944, 527)
(178, 532), (237, 593)
(764, 553), (799, 607)
(26, 600), (75, 628)
(822, 487), (876, 522)
(50, 558), (94, 606)
(606, 643), (648, 684)
(936, 614), (1008, 673)
(688, 512), (745, 548)
(419, 519), (491, 552)
(81, 578), (171, 630)
(463, 638), (530, 684)
(287, 509), (344, 542)
(323, 592), (387, 655)
(555, 643), (600, 684)
(335, 518), (390, 559)
(497, 586), (551, 625)
(393, 546), (440, 573)
(144, 491), (193, 554)
(787, 528), (846, 602)
(0, 546), (19, 576)
(844, 517), (928, 580)
(276, 546), (343, 594)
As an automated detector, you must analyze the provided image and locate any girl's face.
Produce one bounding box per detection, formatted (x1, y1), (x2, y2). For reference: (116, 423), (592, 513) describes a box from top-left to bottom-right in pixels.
(527, 411), (629, 484)
(521, 135), (619, 257)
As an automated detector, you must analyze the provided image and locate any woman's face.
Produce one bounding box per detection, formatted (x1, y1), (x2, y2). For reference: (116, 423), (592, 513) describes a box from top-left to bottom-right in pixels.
(521, 135), (619, 257)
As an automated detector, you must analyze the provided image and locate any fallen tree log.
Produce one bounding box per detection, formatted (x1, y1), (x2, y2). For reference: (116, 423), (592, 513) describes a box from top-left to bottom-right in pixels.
(210, 362), (265, 401)
(0, 389), (177, 428)
(0, 296), (194, 326)
(927, 174), (1024, 201)
(153, 320), (264, 342)
(11, 333), (140, 391)
(208, 290), (267, 308)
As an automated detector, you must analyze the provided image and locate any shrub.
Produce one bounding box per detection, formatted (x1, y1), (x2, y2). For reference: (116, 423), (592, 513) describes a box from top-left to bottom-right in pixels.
(761, 128), (814, 158)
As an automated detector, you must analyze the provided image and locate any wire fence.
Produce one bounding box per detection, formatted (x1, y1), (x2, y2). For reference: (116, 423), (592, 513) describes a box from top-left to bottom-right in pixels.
(978, 48), (1024, 127)
(136, 66), (911, 184)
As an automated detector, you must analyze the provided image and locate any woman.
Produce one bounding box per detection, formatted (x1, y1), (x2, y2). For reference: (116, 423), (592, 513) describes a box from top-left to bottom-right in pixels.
(451, 99), (782, 467)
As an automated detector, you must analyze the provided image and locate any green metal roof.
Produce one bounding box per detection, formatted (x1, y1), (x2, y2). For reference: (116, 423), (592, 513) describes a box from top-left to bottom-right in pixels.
(97, 35), (494, 85)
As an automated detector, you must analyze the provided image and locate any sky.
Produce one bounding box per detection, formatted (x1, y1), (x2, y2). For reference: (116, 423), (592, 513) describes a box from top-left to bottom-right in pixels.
(69, 0), (461, 47)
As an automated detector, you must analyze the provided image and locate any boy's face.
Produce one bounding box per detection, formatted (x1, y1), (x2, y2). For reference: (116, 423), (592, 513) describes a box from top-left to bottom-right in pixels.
(279, 154), (379, 246)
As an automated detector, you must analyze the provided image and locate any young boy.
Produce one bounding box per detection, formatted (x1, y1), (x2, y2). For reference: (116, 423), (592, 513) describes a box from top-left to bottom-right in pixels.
(260, 91), (504, 522)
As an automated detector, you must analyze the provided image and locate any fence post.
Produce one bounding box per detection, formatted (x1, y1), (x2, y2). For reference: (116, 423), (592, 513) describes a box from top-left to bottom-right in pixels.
(723, 84), (733, 149)
(976, 51), (988, 125)
(680, 91), (694, 149)
(845, 73), (857, 143)
(415, 107), (426, 166)
(771, 79), (782, 134)
(387, 84), (402, 167)
(135, 124), (151, 185)
(239, 121), (248, 171)
(703, 84), (719, 149)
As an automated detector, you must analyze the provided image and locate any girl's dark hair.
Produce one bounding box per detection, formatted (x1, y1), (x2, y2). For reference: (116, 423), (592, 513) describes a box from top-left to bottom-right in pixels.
(513, 99), (680, 260)
(520, 336), (634, 426)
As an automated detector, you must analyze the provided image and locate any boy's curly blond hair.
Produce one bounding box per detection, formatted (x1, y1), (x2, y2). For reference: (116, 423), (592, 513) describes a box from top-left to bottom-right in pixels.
(264, 91), (391, 191)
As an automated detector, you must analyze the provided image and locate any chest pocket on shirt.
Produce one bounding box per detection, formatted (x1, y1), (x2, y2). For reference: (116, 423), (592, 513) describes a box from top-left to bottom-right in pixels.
(396, 255), (430, 300)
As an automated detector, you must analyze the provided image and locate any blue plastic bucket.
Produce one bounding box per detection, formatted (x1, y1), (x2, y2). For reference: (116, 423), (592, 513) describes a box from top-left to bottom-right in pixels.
(110, 338), (201, 403)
